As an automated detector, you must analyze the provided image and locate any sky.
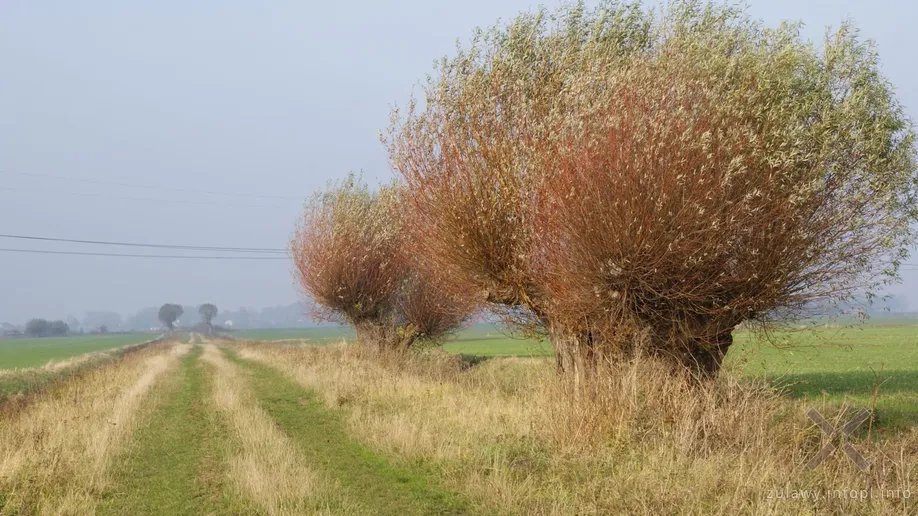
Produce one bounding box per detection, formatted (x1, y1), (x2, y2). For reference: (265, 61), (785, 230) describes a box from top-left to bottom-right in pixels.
(1, 0), (917, 325)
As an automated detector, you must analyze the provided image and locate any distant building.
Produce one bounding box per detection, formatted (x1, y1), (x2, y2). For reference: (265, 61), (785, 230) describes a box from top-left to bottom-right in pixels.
(224, 320), (234, 327)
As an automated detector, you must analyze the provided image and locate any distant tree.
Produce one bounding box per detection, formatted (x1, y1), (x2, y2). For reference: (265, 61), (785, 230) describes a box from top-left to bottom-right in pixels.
(292, 176), (471, 351)
(50, 320), (69, 336)
(199, 304), (218, 334)
(99, 324), (109, 334)
(25, 318), (51, 337)
(158, 303), (184, 333)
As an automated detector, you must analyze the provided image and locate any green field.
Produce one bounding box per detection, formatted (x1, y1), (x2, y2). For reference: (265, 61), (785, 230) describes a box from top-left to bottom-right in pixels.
(0, 333), (157, 370)
(727, 325), (918, 432)
(231, 324), (549, 355)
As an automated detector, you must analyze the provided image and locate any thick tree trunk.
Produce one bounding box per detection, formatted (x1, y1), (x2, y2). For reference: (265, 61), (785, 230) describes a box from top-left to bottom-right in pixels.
(353, 319), (418, 352)
(675, 331), (734, 379)
(550, 327), (593, 391)
(354, 320), (384, 349)
(552, 322), (735, 385)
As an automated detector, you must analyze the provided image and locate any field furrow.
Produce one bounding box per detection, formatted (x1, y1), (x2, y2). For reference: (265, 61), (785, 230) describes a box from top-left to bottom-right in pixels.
(229, 344), (472, 515)
(100, 343), (234, 515)
(200, 341), (357, 514)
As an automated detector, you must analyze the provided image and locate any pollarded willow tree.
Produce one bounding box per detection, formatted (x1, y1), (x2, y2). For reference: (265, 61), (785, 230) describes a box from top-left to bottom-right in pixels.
(386, 1), (918, 378)
(291, 175), (471, 351)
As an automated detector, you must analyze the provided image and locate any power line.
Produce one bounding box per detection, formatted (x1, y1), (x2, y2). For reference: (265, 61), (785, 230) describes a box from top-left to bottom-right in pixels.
(5, 170), (300, 201)
(0, 248), (288, 260)
(0, 234), (287, 254)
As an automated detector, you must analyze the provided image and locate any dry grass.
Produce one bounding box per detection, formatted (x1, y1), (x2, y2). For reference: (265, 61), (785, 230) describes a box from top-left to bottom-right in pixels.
(199, 342), (356, 515)
(238, 341), (917, 515)
(0, 340), (188, 514)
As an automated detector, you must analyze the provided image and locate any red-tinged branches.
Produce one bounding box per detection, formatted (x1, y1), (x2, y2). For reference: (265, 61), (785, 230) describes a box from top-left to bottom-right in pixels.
(535, 10), (917, 376)
(386, 2), (654, 339)
(291, 176), (470, 350)
(387, 1), (918, 378)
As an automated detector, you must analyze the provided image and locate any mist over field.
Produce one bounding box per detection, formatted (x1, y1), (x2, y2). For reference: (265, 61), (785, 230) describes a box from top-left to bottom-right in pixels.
(2, 0), (918, 325)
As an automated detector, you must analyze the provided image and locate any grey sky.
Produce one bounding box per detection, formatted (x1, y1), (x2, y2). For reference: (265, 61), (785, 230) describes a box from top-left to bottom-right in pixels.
(1, 1), (916, 324)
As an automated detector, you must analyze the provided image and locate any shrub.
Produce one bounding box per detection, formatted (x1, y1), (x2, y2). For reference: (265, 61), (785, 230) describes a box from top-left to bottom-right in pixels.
(291, 175), (470, 350)
(386, 1), (917, 378)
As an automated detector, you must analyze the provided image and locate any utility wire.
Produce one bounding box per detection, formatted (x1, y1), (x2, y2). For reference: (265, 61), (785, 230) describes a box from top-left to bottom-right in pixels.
(0, 248), (288, 260)
(0, 234), (287, 254)
(4, 170), (299, 201)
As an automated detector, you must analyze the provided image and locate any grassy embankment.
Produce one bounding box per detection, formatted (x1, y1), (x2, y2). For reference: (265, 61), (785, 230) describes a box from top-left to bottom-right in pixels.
(0, 334), (163, 411)
(0, 339), (190, 513)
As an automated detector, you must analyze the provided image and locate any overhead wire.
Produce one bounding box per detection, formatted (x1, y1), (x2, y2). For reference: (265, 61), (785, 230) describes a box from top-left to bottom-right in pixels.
(0, 233), (287, 253)
(0, 248), (288, 260)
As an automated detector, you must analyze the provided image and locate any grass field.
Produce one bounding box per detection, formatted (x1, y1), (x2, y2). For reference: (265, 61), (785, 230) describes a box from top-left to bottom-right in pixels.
(0, 328), (915, 514)
(0, 333), (156, 370)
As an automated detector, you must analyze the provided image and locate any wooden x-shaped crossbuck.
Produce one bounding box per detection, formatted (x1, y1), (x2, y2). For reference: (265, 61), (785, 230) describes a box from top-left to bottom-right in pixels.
(806, 408), (871, 472)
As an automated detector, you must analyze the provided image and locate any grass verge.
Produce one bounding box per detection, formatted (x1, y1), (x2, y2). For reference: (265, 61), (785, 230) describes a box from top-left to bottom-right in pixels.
(0, 341), (184, 514)
(0, 337), (165, 413)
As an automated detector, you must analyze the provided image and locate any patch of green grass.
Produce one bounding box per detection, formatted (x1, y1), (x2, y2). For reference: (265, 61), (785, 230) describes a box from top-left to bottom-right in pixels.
(442, 325), (551, 357)
(228, 349), (472, 515)
(448, 322), (918, 433)
(0, 334), (156, 370)
(230, 327), (352, 344)
(727, 326), (918, 432)
(101, 346), (238, 515)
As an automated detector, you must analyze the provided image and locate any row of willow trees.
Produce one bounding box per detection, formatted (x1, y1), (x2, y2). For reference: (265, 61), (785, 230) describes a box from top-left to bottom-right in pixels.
(292, 1), (917, 380)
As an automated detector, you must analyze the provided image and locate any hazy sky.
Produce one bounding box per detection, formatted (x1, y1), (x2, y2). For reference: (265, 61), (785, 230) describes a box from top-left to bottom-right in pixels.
(2, 1), (917, 324)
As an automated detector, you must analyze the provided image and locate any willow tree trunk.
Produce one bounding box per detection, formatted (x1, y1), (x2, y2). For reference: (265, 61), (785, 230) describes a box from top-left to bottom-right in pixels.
(550, 327), (594, 391)
(353, 320), (419, 352)
(673, 331), (734, 379)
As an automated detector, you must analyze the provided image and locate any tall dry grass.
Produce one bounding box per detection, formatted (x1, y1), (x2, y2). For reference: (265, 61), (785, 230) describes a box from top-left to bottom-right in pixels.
(0, 340), (189, 514)
(199, 342), (357, 515)
(238, 341), (916, 515)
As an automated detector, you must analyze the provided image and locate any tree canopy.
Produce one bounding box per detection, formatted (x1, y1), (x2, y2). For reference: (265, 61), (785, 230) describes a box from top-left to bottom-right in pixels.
(158, 303), (184, 331)
(386, 0), (918, 377)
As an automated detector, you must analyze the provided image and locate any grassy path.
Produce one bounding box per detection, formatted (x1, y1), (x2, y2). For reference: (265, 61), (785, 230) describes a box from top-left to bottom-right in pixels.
(101, 345), (236, 515)
(228, 348), (474, 515)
